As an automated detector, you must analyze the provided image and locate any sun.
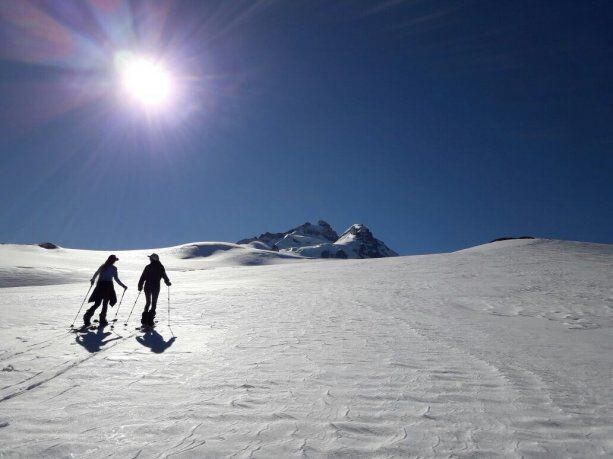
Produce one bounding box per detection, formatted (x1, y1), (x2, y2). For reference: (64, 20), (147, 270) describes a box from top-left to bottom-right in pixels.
(115, 51), (174, 108)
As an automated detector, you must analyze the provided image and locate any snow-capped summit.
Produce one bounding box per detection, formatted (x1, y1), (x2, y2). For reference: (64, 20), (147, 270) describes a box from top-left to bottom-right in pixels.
(238, 220), (397, 259)
(297, 220), (339, 242)
(336, 223), (398, 258)
(237, 220), (338, 251)
(292, 223), (397, 259)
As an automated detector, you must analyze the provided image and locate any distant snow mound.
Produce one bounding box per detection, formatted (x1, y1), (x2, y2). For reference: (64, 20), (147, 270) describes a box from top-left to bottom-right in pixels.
(243, 241), (273, 251)
(238, 221), (397, 259)
(456, 238), (542, 254)
(0, 241), (306, 287)
(173, 242), (239, 259)
(170, 242), (303, 266)
(456, 238), (613, 257)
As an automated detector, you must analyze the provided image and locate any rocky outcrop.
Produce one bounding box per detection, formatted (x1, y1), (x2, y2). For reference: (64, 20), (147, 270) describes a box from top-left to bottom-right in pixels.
(38, 242), (59, 249)
(490, 236), (535, 243)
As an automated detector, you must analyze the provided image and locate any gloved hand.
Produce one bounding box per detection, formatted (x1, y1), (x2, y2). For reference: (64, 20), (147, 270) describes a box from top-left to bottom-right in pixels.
(166, 282), (172, 287)
(123, 285), (128, 290)
(90, 279), (94, 286)
(138, 287), (142, 292)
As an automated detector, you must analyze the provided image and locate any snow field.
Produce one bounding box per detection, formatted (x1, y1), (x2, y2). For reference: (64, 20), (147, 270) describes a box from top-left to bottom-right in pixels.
(0, 238), (611, 457)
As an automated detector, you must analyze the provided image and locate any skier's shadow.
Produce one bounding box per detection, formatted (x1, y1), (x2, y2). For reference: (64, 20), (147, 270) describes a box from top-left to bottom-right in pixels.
(75, 326), (120, 353)
(136, 329), (175, 353)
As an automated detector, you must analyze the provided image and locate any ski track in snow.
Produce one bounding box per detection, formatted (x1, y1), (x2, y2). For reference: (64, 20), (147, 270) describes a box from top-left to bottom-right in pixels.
(0, 239), (611, 457)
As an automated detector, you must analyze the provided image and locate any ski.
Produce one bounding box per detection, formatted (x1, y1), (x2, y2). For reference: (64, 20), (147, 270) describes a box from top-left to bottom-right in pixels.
(72, 323), (109, 332)
(135, 320), (158, 331)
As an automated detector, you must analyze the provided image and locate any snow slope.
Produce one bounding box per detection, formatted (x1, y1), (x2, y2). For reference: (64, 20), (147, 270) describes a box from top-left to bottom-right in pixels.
(0, 238), (611, 457)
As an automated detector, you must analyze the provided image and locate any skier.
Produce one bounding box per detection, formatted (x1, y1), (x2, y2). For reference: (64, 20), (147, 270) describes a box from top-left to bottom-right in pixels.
(138, 253), (171, 328)
(84, 255), (127, 327)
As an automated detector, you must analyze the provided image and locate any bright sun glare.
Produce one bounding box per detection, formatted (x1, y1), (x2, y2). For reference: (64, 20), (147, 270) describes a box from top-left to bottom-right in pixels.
(115, 51), (173, 108)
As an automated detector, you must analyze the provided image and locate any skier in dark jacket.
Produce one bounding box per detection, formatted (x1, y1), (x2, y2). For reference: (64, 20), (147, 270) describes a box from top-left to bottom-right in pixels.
(84, 255), (127, 327)
(138, 253), (171, 327)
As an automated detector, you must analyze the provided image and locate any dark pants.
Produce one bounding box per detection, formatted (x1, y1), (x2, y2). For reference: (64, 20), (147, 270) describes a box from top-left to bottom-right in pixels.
(84, 299), (109, 325)
(141, 286), (160, 325)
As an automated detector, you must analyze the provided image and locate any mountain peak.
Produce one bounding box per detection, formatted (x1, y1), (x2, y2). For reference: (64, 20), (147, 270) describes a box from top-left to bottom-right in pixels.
(236, 219), (338, 250)
(238, 220), (397, 259)
(338, 223), (367, 237)
(335, 223), (398, 258)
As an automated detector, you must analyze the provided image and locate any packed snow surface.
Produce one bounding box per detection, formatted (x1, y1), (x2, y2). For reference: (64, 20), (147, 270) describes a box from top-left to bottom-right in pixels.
(0, 238), (611, 457)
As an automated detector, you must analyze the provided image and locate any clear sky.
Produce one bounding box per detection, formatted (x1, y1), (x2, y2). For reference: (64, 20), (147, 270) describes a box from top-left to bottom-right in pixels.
(0, 0), (611, 255)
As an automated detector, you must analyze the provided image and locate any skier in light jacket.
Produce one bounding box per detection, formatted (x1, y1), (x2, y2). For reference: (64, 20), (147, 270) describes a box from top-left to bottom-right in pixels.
(84, 255), (127, 327)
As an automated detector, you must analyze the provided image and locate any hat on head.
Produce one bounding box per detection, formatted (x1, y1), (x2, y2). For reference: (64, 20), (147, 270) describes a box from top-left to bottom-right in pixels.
(148, 253), (159, 261)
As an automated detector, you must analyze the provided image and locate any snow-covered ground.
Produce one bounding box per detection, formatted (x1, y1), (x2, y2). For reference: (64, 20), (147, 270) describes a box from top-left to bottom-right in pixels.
(0, 238), (611, 457)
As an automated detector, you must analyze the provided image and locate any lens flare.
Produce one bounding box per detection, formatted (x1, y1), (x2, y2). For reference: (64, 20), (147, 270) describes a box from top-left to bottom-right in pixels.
(115, 51), (173, 108)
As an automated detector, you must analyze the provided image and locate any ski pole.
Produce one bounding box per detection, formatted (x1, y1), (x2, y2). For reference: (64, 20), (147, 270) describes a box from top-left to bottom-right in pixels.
(70, 283), (93, 328)
(111, 288), (127, 325)
(167, 285), (171, 326)
(124, 290), (142, 327)
(167, 285), (175, 338)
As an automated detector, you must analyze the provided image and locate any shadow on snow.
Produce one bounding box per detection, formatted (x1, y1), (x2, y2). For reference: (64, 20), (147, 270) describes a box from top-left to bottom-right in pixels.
(136, 328), (175, 353)
(75, 326), (120, 353)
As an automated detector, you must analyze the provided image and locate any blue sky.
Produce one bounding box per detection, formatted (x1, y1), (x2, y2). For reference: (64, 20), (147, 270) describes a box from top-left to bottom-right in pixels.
(0, 0), (611, 255)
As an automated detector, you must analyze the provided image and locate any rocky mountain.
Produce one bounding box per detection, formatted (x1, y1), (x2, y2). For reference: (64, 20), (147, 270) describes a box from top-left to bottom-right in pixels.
(237, 220), (338, 250)
(238, 220), (397, 259)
